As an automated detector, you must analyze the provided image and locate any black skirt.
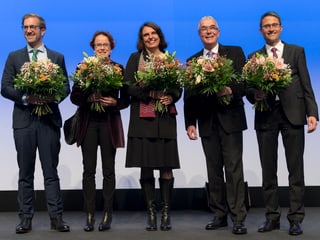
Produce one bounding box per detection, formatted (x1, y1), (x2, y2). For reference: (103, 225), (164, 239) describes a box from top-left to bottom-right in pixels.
(125, 137), (180, 169)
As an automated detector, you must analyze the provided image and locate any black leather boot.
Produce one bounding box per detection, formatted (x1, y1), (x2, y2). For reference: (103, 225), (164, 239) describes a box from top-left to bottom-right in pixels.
(83, 213), (95, 232)
(98, 212), (112, 231)
(159, 178), (174, 231)
(146, 200), (157, 231)
(140, 178), (157, 231)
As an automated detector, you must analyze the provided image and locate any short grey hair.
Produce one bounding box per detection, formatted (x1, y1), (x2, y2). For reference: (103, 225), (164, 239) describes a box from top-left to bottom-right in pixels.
(197, 16), (219, 32)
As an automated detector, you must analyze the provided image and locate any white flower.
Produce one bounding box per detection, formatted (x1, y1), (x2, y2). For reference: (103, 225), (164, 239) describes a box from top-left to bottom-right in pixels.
(195, 75), (202, 85)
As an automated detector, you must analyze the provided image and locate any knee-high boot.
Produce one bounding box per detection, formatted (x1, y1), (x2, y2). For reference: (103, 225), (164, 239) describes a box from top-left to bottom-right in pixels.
(140, 178), (157, 231)
(159, 178), (174, 231)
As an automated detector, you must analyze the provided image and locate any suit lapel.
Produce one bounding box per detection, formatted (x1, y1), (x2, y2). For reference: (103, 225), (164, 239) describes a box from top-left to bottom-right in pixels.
(21, 47), (30, 62)
(282, 44), (290, 61)
(218, 45), (227, 56)
(259, 47), (267, 55)
(196, 50), (203, 58)
(46, 47), (54, 62)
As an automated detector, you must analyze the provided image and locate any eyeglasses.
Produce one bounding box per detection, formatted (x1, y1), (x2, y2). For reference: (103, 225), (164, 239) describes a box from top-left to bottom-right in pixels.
(200, 25), (219, 32)
(22, 25), (41, 31)
(261, 23), (281, 29)
(94, 43), (110, 48)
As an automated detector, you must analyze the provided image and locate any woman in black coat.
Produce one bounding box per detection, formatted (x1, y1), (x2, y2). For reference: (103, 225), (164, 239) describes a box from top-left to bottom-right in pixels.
(124, 22), (181, 231)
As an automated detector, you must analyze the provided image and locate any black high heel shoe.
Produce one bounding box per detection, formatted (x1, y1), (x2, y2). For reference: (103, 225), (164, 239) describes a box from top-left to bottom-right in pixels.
(83, 213), (95, 232)
(98, 212), (112, 231)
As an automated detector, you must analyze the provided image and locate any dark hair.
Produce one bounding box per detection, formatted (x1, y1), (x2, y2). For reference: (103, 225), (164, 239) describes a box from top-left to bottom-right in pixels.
(260, 11), (282, 28)
(89, 31), (115, 50)
(136, 22), (168, 52)
(22, 13), (46, 29)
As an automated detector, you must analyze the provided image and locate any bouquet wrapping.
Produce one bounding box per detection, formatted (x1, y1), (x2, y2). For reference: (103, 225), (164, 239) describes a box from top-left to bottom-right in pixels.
(242, 53), (292, 111)
(135, 51), (183, 113)
(71, 52), (123, 112)
(184, 54), (236, 105)
(14, 59), (67, 116)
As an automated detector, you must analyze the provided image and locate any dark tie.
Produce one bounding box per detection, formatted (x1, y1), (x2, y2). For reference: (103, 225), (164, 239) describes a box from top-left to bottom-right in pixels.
(32, 49), (39, 61)
(271, 47), (278, 58)
(206, 51), (214, 58)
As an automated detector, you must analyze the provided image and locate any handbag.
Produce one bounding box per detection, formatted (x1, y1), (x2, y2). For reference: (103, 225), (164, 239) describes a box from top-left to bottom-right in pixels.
(63, 109), (80, 145)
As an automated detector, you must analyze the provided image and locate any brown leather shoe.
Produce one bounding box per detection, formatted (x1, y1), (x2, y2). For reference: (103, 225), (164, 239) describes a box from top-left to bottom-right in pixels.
(258, 220), (280, 232)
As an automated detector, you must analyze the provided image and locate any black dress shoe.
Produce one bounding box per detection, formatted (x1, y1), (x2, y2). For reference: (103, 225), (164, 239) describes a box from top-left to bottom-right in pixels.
(83, 213), (95, 232)
(205, 216), (228, 230)
(98, 212), (112, 231)
(232, 222), (247, 234)
(258, 220), (280, 232)
(50, 215), (70, 232)
(16, 218), (32, 234)
(289, 221), (303, 236)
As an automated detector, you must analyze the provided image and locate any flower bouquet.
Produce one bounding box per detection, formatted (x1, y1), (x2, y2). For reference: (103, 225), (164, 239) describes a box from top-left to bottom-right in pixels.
(184, 54), (236, 105)
(135, 51), (184, 113)
(242, 53), (292, 111)
(71, 52), (123, 112)
(14, 59), (67, 117)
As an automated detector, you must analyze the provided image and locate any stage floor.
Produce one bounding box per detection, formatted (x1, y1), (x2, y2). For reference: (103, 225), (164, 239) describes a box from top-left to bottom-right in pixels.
(0, 208), (319, 240)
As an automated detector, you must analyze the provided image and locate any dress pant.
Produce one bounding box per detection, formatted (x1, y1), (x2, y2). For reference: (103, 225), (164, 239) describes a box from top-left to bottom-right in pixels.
(14, 119), (63, 219)
(201, 123), (247, 223)
(81, 120), (116, 213)
(256, 103), (305, 222)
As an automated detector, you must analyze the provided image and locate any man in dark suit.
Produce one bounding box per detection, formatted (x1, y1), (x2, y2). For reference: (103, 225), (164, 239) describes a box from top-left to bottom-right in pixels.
(1, 13), (70, 233)
(184, 16), (248, 235)
(246, 11), (318, 236)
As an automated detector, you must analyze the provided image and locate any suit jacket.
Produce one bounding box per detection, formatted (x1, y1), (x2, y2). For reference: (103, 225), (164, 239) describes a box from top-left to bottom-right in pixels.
(1, 46), (70, 129)
(70, 60), (130, 148)
(184, 44), (247, 136)
(246, 43), (319, 129)
(125, 51), (181, 139)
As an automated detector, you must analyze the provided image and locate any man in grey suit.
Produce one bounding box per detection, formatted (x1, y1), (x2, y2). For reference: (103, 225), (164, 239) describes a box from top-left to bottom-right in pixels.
(246, 11), (318, 236)
(1, 13), (70, 233)
(184, 16), (248, 235)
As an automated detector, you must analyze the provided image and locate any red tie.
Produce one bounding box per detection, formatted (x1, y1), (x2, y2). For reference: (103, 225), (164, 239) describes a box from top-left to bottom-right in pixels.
(271, 47), (278, 58)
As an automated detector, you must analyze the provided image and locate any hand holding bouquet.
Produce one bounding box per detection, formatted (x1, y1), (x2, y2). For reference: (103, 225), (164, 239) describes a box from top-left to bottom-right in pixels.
(135, 51), (183, 113)
(71, 52), (123, 112)
(184, 54), (236, 105)
(242, 53), (292, 111)
(14, 59), (67, 117)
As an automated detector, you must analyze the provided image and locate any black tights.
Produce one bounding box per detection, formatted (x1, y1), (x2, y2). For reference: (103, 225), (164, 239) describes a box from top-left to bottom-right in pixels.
(140, 167), (173, 180)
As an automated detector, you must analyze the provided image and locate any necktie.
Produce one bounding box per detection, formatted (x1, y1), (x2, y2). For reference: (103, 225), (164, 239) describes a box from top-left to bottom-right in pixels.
(271, 47), (278, 58)
(206, 51), (214, 58)
(32, 49), (39, 61)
